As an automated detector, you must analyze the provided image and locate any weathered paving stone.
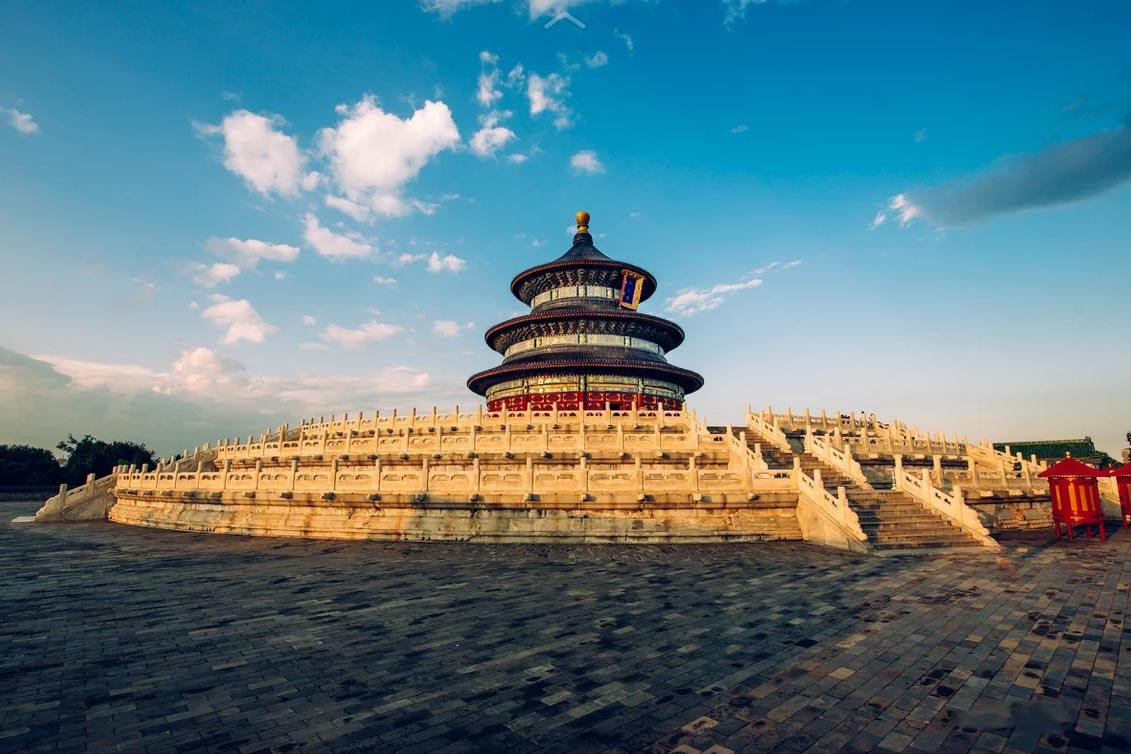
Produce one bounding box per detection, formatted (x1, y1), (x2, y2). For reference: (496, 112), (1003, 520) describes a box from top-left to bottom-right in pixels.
(2, 500), (1131, 754)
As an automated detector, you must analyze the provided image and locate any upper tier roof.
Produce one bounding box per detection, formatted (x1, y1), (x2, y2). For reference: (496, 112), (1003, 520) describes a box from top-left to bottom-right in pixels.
(509, 229), (657, 305)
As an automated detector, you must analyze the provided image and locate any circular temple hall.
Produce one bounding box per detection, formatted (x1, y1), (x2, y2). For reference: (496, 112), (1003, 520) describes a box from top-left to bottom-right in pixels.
(467, 211), (704, 412)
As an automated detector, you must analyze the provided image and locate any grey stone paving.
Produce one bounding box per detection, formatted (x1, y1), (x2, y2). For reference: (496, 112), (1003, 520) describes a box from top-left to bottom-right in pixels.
(1, 499), (1130, 754)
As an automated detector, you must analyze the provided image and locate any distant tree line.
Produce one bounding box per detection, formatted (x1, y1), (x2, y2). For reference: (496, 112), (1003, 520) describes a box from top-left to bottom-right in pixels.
(0, 435), (156, 487)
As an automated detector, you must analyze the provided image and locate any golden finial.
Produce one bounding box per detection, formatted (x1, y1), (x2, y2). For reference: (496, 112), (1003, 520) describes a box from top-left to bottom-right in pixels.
(576, 210), (590, 233)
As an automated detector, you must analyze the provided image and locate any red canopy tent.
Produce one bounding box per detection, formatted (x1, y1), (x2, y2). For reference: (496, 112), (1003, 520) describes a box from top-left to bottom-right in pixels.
(1039, 456), (1105, 541)
(1102, 462), (1131, 529)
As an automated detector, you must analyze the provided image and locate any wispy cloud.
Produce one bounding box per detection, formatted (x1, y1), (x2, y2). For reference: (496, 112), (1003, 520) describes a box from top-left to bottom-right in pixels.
(188, 261), (241, 287)
(665, 259), (801, 316)
(2, 345), (438, 453)
(320, 320), (403, 349)
(2, 106), (39, 134)
(527, 72), (572, 130)
(302, 213), (374, 259)
(585, 51), (609, 69)
(875, 117), (1131, 228)
(722, 0), (796, 27)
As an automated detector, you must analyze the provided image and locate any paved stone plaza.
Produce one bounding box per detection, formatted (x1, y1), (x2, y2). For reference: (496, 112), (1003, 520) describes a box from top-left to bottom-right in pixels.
(2, 500), (1129, 754)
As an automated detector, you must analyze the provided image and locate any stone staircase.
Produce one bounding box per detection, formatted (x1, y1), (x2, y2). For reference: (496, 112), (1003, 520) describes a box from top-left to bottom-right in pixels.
(732, 425), (987, 553)
(844, 489), (984, 552)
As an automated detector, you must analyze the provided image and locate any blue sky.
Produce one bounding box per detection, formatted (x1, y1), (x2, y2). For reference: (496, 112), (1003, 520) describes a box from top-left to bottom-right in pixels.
(1, 0), (1129, 456)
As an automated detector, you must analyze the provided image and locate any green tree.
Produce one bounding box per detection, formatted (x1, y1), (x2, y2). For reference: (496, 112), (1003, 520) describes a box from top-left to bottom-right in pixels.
(0, 445), (63, 486)
(55, 434), (156, 487)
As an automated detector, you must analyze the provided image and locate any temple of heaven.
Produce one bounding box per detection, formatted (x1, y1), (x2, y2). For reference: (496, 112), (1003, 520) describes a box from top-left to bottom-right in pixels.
(467, 211), (704, 412)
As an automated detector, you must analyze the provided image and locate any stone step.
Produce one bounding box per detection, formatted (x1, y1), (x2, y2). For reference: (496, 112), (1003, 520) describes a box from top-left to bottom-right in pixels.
(868, 531), (977, 542)
(873, 538), (981, 550)
(867, 527), (977, 540)
(859, 515), (959, 529)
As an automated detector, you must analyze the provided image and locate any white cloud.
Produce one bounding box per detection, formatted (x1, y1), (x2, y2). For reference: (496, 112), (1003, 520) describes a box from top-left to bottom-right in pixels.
(320, 320), (403, 349)
(302, 171), (326, 191)
(432, 320), (461, 337)
(33, 355), (166, 393)
(189, 262), (241, 287)
(201, 295), (277, 344)
(302, 213), (373, 259)
(585, 51), (609, 68)
(731, 124), (749, 134)
(477, 51), (503, 108)
(420, 0), (500, 18)
(666, 278), (764, 316)
(614, 28), (634, 52)
(423, 0), (611, 20)
(470, 111), (517, 157)
(301, 314), (317, 326)
(316, 94), (460, 211)
(4, 345), (441, 454)
(373, 276), (398, 286)
(914, 128), (928, 143)
(527, 73), (572, 129)
(394, 253), (425, 266)
(890, 194), (923, 227)
(665, 260), (802, 315)
(205, 236), (300, 268)
(427, 251), (466, 273)
(170, 347), (247, 393)
(507, 153), (529, 164)
(198, 110), (305, 196)
(877, 121), (1131, 229)
(868, 194), (923, 229)
(325, 194), (371, 222)
(723, 0), (794, 26)
(273, 271), (287, 281)
(2, 107), (39, 134)
(570, 150), (605, 175)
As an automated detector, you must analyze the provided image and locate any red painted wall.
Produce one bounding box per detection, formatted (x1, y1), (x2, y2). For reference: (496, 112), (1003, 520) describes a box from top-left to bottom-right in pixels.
(486, 391), (683, 412)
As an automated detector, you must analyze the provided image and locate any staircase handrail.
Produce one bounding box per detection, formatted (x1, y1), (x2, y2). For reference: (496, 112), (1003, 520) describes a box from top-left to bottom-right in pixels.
(745, 407), (792, 452)
(892, 467), (998, 548)
(35, 472), (118, 521)
(794, 460), (870, 551)
(966, 442), (1046, 476)
(804, 431), (872, 488)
